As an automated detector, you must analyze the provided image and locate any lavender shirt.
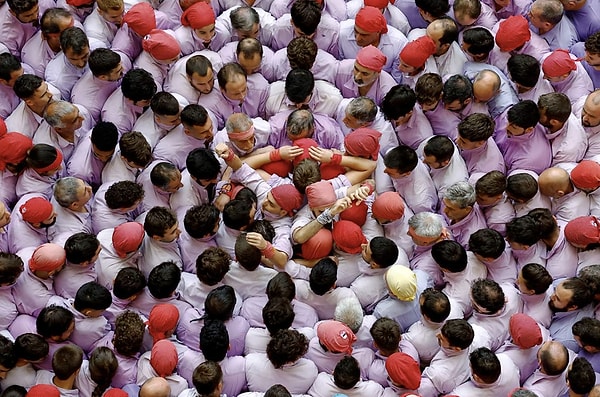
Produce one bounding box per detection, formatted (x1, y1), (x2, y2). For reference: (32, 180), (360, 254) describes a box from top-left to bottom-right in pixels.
(45, 53), (88, 101)
(335, 59), (397, 105)
(101, 89), (145, 136)
(267, 13), (339, 56)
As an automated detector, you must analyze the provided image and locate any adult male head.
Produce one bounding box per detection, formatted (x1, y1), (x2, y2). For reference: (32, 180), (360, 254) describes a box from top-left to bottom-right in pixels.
(0, 53), (24, 88)
(59, 27), (90, 69)
(461, 27), (494, 62)
(186, 148), (220, 187)
(19, 196), (57, 229)
(105, 181), (144, 213)
(236, 38), (262, 75)
(342, 96), (377, 130)
(41, 8), (74, 53)
(150, 162), (184, 194)
(287, 36), (318, 70)
(54, 177), (93, 212)
(7, 0), (39, 25)
(353, 6), (388, 47)
(96, 0), (124, 27)
(381, 85), (416, 125)
(538, 92), (571, 133)
(495, 15), (532, 53)
(185, 55), (215, 95)
(408, 212), (446, 247)
(538, 166), (573, 199)
(88, 48), (123, 81)
(230, 6), (260, 39)
(14, 74), (54, 116)
(225, 112), (256, 153)
(353, 45), (386, 89)
(584, 31), (600, 71)
(383, 145), (418, 179)
(140, 377), (170, 397)
(217, 62), (247, 104)
(528, 0), (564, 35)
(181, 104), (213, 143)
(361, 236), (399, 269)
(142, 29), (180, 65)
(506, 100), (540, 137)
(426, 17), (459, 56)
(442, 74), (473, 112)
(285, 68), (314, 109)
(290, 0), (322, 39)
(423, 135), (455, 169)
(443, 181), (476, 223)
(471, 278), (506, 316)
(90, 121), (118, 164)
(472, 69), (501, 104)
(144, 206), (181, 243)
(415, 72), (443, 111)
(416, 0), (450, 22)
(151, 92), (181, 130)
(469, 347), (502, 385)
(581, 90), (600, 128)
(507, 54), (542, 94)
(400, 36), (437, 74)
(121, 68), (157, 108)
(537, 340), (569, 375)
(457, 113), (494, 151)
(549, 277), (592, 312)
(43, 101), (85, 140)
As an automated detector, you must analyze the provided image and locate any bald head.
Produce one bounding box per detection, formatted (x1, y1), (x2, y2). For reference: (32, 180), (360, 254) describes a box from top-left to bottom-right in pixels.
(538, 341), (569, 375)
(538, 167), (572, 198)
(140, 377), (171, 397)
(472, 70), (500, 103)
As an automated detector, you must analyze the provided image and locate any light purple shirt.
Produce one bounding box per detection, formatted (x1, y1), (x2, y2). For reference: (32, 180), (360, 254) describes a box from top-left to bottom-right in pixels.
(270, 47), (338, 84)
(460, 138), (506, 180)
(45, 52), (88, 101)
(53, 261), (97, 300)
(21, 31), (56, 78)
(267, 13), (339, 56)
(245, 353), (318, 394)
(545, 56), (593, 104)
(450, 353), (520, 397)
(445, 204), (489, 249)
(173, 22), (230, 55)
(12, 256), (56, 316)
(84, 8), (118, 48)
(7, 193), (54, 253)
(335, 59), (397, 105)
(268, 110), (344, 150)
(480, 195), (515, 236)
(50, 197), (92, 247)
(309, 372), (386, 397)
(91, 182), (137, 234)
(294, 279), (358, 320)
(101, 89), (145, 136)
(531, 14), (578, 51)
(545, 113), (588, 166)
(0, 284), (19, 331)
(71, 71), (120, 122)
(0, 4), (38, 58)
(177, 232), (217, 274)
(241, 296), (319, 329)
(16, 166), (60, 201)
(67, 136), (109, 191)
(5, 101), (45, 139)
(94, 227), (142, 289)
(133, 50), (170, 91)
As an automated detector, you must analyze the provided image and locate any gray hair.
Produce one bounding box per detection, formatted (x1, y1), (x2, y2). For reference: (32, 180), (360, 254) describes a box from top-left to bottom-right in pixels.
(408, 212), (444, 238)
(54, 177), (82, 207)
(44, 100), (77, 129)
(286, 109), (314, 137)
(346, 97), (377, 124)
(230, 6), (259, 32)
(532, 0), (563, 25)
(225, 112), (253, 134)
(444, 181), (476, 208)
(334, 297), (364, 333)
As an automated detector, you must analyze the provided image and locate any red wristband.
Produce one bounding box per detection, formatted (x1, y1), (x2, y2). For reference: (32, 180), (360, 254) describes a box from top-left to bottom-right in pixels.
(261, 242), (276, 259)
(330, 153), (343, 165)
(224, 148), (235, 162)
(361, 180), (375, 195)
(269, 149), (282, 162)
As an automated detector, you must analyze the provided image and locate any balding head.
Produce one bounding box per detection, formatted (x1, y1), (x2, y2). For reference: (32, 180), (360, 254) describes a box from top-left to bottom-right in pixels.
(472, 70), (500, 103)
(140, 377), (171, 397)
(426, 18), (458, 56)
(583, 90), (600, 128)
(538, 341), (569, 375)
(538, 167), (572, 198)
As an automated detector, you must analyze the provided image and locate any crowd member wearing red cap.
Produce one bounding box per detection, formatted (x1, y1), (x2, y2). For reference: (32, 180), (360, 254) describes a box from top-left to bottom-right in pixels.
(0, 117), (34, 207)
(17, 143), (64, 201)
(136, 29), (181, 90)
(174, 2), (228, 54)
(26, 384), (61, 397)
(423, 18), (468, 77)
(112, 2), (158, 62)
(338, 6), (407, 70)
(330, 220), (367, 286)
(83, 0), (125, 48)
(393, 35), (438, 88)
(542, 49), (593, 104)
(7, 194), (56, 254)
(335, 45), (396, 104)
(385, 352), (421, 394)
(137, 339), (188, 397)
(308, 355), (387, 396)
(346, 0), (411, 35)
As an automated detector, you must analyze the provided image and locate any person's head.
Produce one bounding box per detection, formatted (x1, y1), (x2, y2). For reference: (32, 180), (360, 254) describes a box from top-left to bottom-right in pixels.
(14, 75), (54, 115)
(113, 310), (145, 356)
(263, 385), (291, 397)
(150, 163), (183, 195)
(538, 340), (569, 375)
(90, 121), (118, 163)
(200, 319), (229, 361)
(580, 265), (600, 301)
(139, 378), (171, 397)
(579, 90), (600, 129)
(121, 68), (157, 106)
(456, 113), (494, 151)
(7, 0), (39, 24)
(471, 278), (505, 315)
(224, 112), (256, 152)
(180, 1), (215, 43)
(420, 288), (451, 323)
(342, 96), (377, 130)
(180, 105), (213, 143)
(36, 305), (75, 342)
(151, 92), (181, 129)
(1, 385), (27, 397)
(28, 243), (65, 278)
(236, 38), (262, 75)
(231, 5), (259, 38)
(88, 48), (123, 81)
(542, 49), (576, 83)
(381, 85), (416, 124)
(383, 145), (418, 178)
(370, 317), (401, 355)
(309, 258), (338, 295)
(508, 54), (542, 94)
(59, 27), (90, 69)
(113, 267), (146, 300)
(431, 240), (467, 273)
(204, 285), (236, 322)
(549, 277), (593, 312)
(362, 236), (399, 269)
(292, 159), (321, 194)
(506, 101), (541, 140)
(399, 35), (437, 74)
(416, 0), (450, 21)
(287, 36), (318, 70)
(119, 131), (152, 169)
(333, 356), (360, 390)
(415, 73), (443, 111)
(14, 333), (48, 363)
(442, 181), (476, 222)
(18, 196), (56, 229)
(567, 357), (596, 394)
(585, 32), (600, 71)
(385, 265), (418, 302)
(505, 172), (539, 203)
(527, 207), (557, 240)
(538, 92), (571, 131)
(442, 74), (473, 112)
(105, 181), (144, 212)
(223, 199), (254, 231)
(472, 70), (501, 104)
(573, 317), (600, 353)
(286, 109), (314, 140)
(407, 211), (445, 247)
(196, 247), (230, 286)
(291, 0), (321, 37)
(54, 177), (92, 212)
(353, 6), (388, 47)
(184, 204), (220, 239)
(538, 166), (572, 199)
(0, 253), (24, 286)
(43, 101), (85, 140)
(142, 29), (181, 65)
(263, 297), (295, 335)
(439, 319), (474, 350)
(147, 261), (181, 299)
(192, 361), (223, 397)
(285, 68), (314, 107)
(52, 345), (84, 380)
(185, 55), (214, 95)
(40, 8), (74, 53)
(266, 272), (296, 301)
(423, 135), (454, 169)
(0, 335), (16, 379)
(426, 17), (459, 56)
(234, 233), (261, 271)
(461, 27), (494, 62)
(475, 170), (506, 206)
(144, 206), (181, 243)
(266, 329), (308, 368)
(88, 347), (118, 397)
(186, 148), (220, 186)
(468, 229), (505, 262)
(74, 281), (112, 316)
(0, 53), (24, 88)
(469, 347), (501, 384)
(334, 297), (363, 334)
(528, 0), (564, 34)
(96, 0), (124, 25)
(505, 215), (541, 250)
(217, 63), (247, 102)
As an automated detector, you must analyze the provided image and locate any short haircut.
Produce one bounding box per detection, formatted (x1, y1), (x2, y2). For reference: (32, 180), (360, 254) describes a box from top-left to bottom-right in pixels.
(309, 258), (337, 295)
(572, 317), (600, 350)
(443, 74), (473, 104)
(568, 357), (596, 394)
(334, 297), (363, 333)
(538, 92), (571, 124)
(1, 385), (27, 397)
(0, 253), (24, 285)
(468, 229), (505, 259)
(186, 55), (212, 77)
(415, 0), (450, 17)
(147, 261), (181, 299)
(415, 73), (443, 105)
(180, 104), (209, 128)
(97, 0), (123, 11)
(527, 207), (556, 240)
(264, 385), (291, 397)
(204, 285), (236, 321)
(14, 74), (43, 100)
(369, 237), (399, 268)
(287, 36), (318, 70)
(475, 170), (506, 197)
(441, 319), (474, 349)
(561, 277), (593, 309)
(383, 145), (418, 173)
(196, 247), (231, 286)
(7, 0), (38, 15)
(52, 345), (84, 380)
(121, 68), (157, 102)
(345, 96), (377, 124)
(579, 265), (600, 296)
(266, 272), (296, 301)
(88, 48), (120, 77)
(41, 8), (72, 35)
(507, 54), (541, 89)
(290, 0), (321, 35)
(423, 135), (455, 162)
(266, 329), (308, 368)
(247, 220), (276, 243)
(119, 131), (152, 167)
(471, 278), (505, 314)
(420, 288), (451, 323)
(431, 240), (467, 272)
(184, 204), (220, 239)
(144, 206), (177, 238)
(113, 267), (146, 300)
(150, 162), (179, 191)
(74, 282), (112, 312)
(192, 361), (223, 396)
(444, 181), (476, 208)
(585, 31), (600, 55)
(539, 342), (568, 375)
(200, 319), (229, 361)
(223, 199), (253, 230)
(370, 317), (401, 352)
(532, 0), (563, 25)
(506, 173), (538, 202)
(230, 6), (259, 32)
(0, 335), (16, 371)
(0, 53), (21, 82)
(186, 148), (220, 181)
(53, 176), (83, 207)
(14, 333), (48, 362)
(217, 62), (246, 90)
(105, 181), (144, 210)
(381, 84), (417, 120)
(285, 69), (314, 104)
(113, 311), (145, 356)
(59, 27), (89, 54)
(263, 297), (295, 335)
(408, 212), (444, 238)
(458, 113), (494, 142)
(286, 109), (314, 138)
(293, 159), (321, 193)
(235, 234), (262, 271)
(150, 91), (179, 116)
(91, 121), (119, 152)
(36, 305), (74, 339)
(237, 37), (263, 59)
(333, 356), (360, 390)
(462, 27), (494, 55)
(454, 0), (481, 18)
(505, 215), (541, 246)
(469, 347), (501, 384)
